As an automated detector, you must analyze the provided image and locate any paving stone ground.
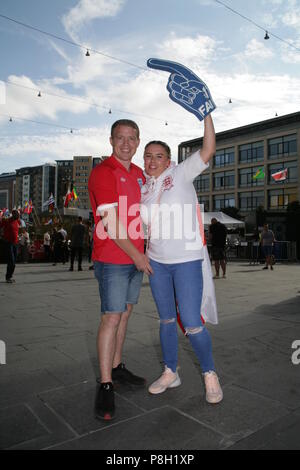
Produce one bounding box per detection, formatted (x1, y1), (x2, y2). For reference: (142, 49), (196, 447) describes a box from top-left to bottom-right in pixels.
(0, 260), (300, 450)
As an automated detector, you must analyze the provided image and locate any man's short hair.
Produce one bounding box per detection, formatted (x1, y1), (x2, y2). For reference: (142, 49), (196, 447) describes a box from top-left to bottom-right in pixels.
(111, 120), (140, 139)
(78, 216), (83, 222)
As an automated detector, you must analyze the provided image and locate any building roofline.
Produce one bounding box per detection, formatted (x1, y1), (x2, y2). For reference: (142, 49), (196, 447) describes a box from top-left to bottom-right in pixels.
(179, 111), (300, 148)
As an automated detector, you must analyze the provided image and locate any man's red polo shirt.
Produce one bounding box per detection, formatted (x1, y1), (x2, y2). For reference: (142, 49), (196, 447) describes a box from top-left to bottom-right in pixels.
(0, 217), (20, 244)
(88, 155), (145, 264)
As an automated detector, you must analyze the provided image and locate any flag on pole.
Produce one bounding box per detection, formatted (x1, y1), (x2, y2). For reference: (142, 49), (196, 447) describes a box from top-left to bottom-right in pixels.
(64, 189), (73, 208)
(43, 193), (55, 213)
(271, 168), (288, 181)
(72, 186), (78, 201)
(23, 199), (33, 214)
(253, 168), (265, 180)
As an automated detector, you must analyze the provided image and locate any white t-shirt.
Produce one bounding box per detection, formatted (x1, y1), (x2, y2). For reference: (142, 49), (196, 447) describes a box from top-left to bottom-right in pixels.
(140, 151), (209, 264)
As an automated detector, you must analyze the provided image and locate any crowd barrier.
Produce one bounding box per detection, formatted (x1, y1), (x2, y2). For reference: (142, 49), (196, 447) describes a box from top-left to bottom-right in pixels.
(223, 241), (297, 263)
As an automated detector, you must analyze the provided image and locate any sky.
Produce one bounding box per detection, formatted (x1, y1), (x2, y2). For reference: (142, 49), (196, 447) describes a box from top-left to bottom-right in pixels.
(0, 0), (300, 173)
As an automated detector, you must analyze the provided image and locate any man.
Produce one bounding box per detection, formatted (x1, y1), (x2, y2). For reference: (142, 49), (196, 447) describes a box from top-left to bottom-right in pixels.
(260, 223), (275, 270)
(43, 230), (51, 262)
(209, 217), (227, 279)
(0, 209), (20, 283)
(69, 217), (85, 271)
(88, 119), (152, 421)
(19, 227), (30, 263)
(58, 224), (68, 264)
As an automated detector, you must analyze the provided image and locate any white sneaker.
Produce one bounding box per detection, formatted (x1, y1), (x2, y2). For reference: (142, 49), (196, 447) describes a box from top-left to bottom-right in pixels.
(203, 371), (223, 404)
(148, 366), (181, 395)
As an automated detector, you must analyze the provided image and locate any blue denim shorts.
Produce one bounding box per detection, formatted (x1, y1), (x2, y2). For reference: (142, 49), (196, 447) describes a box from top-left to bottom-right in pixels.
(94, 262), (143, 314)
(263, 245), (273, 257)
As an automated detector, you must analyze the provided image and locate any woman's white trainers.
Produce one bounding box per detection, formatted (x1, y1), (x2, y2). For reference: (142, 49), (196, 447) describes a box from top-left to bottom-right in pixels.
(148, 367), (181, 394)
(203, 371), (223, 404)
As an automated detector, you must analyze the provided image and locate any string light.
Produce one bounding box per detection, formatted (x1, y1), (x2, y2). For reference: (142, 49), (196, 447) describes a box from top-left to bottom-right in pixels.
(214, 0), (300, 52)
(0, 113), (78, 132)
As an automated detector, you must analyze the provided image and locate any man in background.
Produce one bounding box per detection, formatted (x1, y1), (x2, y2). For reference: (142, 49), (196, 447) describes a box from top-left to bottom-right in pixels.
(209, 217), (227, 279)
(0, 209), (21, 283)
(69, 217), (86, 271)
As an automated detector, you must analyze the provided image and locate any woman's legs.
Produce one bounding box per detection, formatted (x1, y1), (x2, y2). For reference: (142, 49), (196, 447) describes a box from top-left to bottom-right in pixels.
(173, 260), (215, 373)
(149, 260), (178, 373)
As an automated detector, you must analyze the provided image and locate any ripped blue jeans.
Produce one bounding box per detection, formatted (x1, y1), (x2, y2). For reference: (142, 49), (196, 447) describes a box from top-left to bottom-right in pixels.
(149, 259), (215, 374)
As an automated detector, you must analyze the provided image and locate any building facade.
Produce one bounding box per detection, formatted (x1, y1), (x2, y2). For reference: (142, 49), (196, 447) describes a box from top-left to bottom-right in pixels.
(73, 156), (93, 210)
(55, 160), (74, 209)
(0, 172), (16, 210)
(15, 163), (56, 213)
(178, 112), (300, 225)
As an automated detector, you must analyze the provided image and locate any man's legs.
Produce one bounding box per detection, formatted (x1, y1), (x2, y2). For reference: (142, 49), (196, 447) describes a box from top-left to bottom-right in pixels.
(6, 243), (16, 281)
(220, 259), (226, 277)
(97, 312), (122, 383)
(214, 260), (220, 277)
(78, 247), (83, 270)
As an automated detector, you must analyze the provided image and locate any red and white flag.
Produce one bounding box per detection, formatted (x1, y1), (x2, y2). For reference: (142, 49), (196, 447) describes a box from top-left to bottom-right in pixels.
(271, 168), (288, 181)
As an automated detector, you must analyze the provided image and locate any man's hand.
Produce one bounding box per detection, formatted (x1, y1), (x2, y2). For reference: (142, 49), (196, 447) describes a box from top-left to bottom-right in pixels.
(132, 252), (153, 275)
(147, 58), (216, 121)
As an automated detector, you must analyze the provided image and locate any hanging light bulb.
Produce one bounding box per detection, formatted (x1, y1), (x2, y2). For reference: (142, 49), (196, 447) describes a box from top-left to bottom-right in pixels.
(38, 91), (42, 97)
(264, 31), (270, 40)
(86, 49), (90, 57)
(165, 121), (168, 126)
(109, 109), (112, 114)
(275, 113), (278, 117)
(9, 117), (12, 122)
(70, 129), (73, 134)
(229, 98), (232, 104)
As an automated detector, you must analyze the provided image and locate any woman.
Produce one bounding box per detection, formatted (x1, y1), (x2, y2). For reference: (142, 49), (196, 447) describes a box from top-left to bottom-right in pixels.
(140, 114), (223, 404)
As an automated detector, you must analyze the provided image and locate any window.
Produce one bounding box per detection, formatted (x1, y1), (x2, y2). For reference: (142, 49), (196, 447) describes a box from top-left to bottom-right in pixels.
(198, 195), (209, 212)
(268, 188), (298, 210)
(239, 191), (264, 211)
(239, 167), (265, 188)
(214, 147), (235, 168)
(194, 174), (210, 192)
(268, 161), (298, 184)
(213, 194), (235, 210)
(268, 134), (297, 159)
(239, 141), (264, 163)
(213, 171), (235, 190)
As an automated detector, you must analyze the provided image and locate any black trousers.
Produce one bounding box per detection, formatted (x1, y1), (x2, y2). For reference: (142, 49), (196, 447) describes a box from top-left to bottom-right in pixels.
(70, 247), (83, 268)
(5, 242), (18, 280)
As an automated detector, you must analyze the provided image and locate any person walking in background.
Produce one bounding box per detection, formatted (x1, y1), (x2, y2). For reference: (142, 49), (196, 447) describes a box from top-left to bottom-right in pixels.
(43, 230), (51, 262)
(260, 223), (275, 270)
(58, 224), (68, 264)
(19, 227), (30, 263)
(51, 227), (64, 266)
(69, 217), (86, 271)
(209, 218), (227, 279)
(0, 209), (21, 283)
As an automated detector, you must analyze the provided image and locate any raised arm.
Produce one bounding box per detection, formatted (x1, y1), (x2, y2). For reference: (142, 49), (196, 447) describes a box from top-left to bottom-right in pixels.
(201, 114), (216, 164)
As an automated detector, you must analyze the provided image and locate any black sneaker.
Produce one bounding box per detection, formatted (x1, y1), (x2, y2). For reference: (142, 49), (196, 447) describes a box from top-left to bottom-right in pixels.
(112, 363), (146, 387)
(262, 266), (268, 270)
(94, 381), (115, 421)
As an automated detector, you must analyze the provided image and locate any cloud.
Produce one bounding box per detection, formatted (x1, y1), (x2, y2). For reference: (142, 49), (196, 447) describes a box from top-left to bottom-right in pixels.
(244, 39), (274, 60)
(62, 0), (126, 40)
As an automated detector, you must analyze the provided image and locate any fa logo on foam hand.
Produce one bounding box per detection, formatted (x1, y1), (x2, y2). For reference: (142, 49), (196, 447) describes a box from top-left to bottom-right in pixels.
(291, 340), (300, 365)
(0, 340), (6, 365)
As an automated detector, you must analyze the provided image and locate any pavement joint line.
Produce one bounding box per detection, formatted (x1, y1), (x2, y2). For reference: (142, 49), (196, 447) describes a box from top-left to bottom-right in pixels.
(114, 391), (148, 413)
(229, 381), (297, 411)
(38, 399), (80, 439)
(24, 402), (52, 435)
(251, 336), (293, 357)
(42, 406), (171, 450)
(168, 405), (233, 445)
